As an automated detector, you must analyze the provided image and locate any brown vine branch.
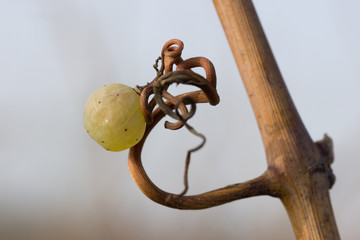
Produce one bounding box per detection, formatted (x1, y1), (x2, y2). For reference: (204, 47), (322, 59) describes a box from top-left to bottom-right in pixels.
(213, 0), (339, 239)
(128, 39), (277, 208)
(128, 0), (340, 238)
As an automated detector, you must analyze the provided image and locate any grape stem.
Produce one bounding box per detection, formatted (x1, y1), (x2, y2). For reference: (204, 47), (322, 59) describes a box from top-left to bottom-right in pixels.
(128, 39), (277, 207)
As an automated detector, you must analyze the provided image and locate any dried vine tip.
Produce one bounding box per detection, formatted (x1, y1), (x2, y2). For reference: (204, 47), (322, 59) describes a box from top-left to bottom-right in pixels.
(84, 84), (146, 151)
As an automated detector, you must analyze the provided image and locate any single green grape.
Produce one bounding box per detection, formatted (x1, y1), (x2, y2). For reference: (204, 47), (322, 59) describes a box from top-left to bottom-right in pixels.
(83, 84), (146, 151)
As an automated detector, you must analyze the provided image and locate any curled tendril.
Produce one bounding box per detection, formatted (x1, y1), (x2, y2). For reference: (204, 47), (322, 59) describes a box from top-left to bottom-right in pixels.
(136, 39), (219, 127)
(174, 97), (206, 196)
(129, 39), (275, 209)
(153, 70), (218, 124)
(132, 39), (220, 196)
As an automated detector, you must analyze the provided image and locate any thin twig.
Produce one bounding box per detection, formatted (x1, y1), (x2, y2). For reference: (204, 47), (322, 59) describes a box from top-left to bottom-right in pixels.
(174, 97), (206, 196)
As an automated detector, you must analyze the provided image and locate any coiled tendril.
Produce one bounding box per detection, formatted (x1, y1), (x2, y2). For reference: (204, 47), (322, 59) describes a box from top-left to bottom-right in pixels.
(134, 39), (219, 196)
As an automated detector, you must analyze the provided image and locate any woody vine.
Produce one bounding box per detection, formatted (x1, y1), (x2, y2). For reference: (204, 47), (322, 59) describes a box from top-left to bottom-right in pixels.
(84, 0), (340, 239)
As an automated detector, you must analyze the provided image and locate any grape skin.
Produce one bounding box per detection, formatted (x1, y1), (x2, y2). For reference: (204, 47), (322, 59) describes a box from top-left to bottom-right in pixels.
(84, 84), (146, 151)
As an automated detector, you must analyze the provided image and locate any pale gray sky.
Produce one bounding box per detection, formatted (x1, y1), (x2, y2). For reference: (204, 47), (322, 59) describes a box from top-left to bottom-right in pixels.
(0, 0), (359, 239)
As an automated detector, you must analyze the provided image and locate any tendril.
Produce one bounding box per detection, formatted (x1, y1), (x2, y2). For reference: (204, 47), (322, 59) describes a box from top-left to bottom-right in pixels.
(174, 97), (206, 196)
(134, 39), (220, 196)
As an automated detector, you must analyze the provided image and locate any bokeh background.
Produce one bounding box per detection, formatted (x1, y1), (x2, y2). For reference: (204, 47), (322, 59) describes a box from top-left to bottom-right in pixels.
(1, 0), (359, 239)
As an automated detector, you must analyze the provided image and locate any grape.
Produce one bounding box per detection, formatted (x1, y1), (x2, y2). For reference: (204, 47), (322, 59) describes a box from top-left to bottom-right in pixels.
(83, 84), (146, 151)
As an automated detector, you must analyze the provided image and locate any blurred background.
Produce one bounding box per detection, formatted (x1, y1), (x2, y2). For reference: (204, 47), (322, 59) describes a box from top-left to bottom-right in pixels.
(1, 0), (359, 239)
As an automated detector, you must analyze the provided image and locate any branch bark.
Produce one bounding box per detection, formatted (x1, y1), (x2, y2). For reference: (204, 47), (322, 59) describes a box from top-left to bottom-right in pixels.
(213, 0), (340, 239)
